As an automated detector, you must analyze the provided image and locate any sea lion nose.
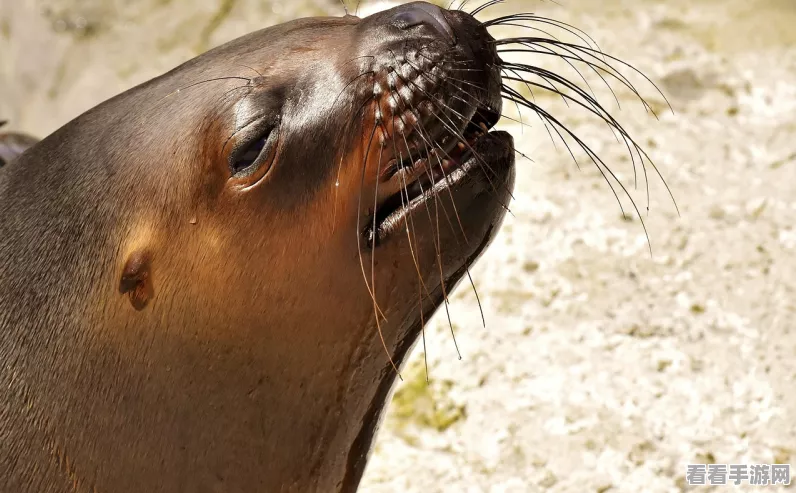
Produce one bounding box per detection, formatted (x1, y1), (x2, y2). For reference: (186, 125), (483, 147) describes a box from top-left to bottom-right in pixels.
(390, 2), (456, 45)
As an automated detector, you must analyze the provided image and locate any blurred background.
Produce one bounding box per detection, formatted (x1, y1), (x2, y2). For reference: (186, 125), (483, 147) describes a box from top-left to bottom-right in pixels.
(2, 0), (795, 491)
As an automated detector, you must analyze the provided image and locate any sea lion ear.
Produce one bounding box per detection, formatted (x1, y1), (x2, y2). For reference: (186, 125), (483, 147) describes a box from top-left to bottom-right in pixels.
(0, 120), (6, 128)
(119, 250), (153, 311)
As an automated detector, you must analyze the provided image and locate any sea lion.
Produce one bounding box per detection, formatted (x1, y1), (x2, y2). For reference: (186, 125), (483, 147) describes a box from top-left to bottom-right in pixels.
(0, 3), (514, 491)
(0, 1), (661, 492)
(0, 120), (39, 166)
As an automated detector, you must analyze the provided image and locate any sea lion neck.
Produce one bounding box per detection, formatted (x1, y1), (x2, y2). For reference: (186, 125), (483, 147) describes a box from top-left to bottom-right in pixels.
(0, 223), (423, 493)
(0, 283), (413, 493)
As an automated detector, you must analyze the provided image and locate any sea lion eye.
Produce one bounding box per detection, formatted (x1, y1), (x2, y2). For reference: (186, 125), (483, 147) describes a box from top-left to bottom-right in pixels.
(233, 135), (267, 173)
(229, 124), (279, 179)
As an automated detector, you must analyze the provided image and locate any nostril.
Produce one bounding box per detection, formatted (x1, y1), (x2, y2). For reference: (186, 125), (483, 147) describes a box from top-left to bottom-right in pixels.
(390, 3), (456, 45)
(391, 10), (430, 30)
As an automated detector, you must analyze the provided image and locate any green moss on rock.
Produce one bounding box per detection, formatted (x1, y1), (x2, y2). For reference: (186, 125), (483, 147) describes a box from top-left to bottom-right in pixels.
(390, 359), (467, 433)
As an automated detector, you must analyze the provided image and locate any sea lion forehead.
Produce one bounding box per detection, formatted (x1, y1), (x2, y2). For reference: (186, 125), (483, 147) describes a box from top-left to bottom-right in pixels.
(203, 15), (362, 63)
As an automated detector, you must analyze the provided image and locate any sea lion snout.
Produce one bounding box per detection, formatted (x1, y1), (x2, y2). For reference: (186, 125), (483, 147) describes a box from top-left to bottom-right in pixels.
(347, 2), (512, 251)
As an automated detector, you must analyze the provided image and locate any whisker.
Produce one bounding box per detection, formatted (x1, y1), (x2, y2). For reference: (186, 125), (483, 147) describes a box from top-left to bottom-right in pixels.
(495, 37), (673, 115)
(394, 58), (514, 204)
(502, 42), (605, 107)
(379, 116), (434, 382)
(492, 29), (678, 213)
(401, 100), (490, 332)
(499, 63), (678, 214)
(157, 76), (252, 103)
(356, 120), (392, 327)
(418, 283), (429, 383)
(503, 92), (656, 254)
(457, 0), (476, 12)
(485, 13), (603, 52)
(369, 136), (402, 377)
(466, 267), (486, 328)
(499, 47), (640, 115)
(384, 63), (470, 244)
(470, 0), (505, 17)
(237, 64), (264, 79)
(334, 79), (378, 230)
(330, 70), (376, 114)
(397, 127), (463, 360)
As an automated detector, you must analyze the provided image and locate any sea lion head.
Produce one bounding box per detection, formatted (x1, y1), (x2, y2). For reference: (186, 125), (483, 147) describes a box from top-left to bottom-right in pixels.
(85, 2), (516, 348)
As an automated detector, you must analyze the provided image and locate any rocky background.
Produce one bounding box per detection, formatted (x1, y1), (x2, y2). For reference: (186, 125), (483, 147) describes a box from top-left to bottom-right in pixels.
(2, 0), (795, 491)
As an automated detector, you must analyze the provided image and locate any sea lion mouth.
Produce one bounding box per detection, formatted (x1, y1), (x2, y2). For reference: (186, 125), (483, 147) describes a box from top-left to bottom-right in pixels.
(357, 5), (509, 248)
(365, 105), (504, 247)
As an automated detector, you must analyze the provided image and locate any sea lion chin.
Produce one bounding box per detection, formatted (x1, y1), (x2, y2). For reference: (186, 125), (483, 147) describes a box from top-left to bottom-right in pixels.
(0, 3), (513, 492)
